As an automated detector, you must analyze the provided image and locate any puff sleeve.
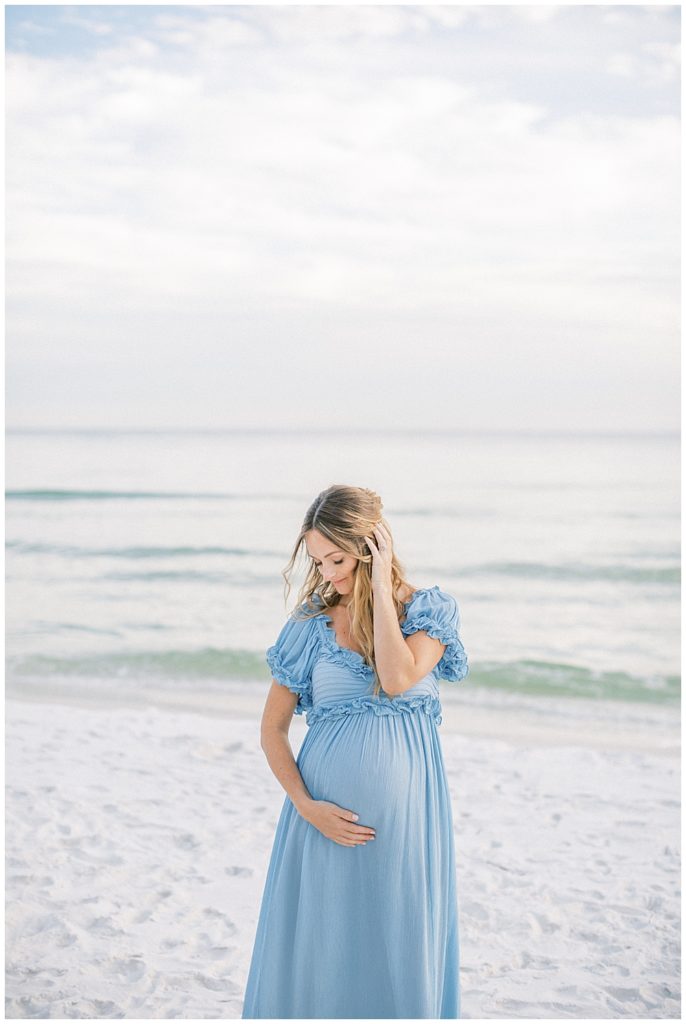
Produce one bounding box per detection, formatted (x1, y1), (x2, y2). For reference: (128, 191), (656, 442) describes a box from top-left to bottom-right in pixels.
(400, 586), (469, 682)
(265, 607), (319, 716)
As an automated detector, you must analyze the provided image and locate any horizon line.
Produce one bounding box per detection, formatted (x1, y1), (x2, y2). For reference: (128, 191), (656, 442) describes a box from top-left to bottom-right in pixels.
(5, 426), (680, 437)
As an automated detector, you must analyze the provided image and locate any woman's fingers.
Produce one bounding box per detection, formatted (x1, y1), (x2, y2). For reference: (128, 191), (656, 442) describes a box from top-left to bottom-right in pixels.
(334, 808), (375, 833)
(326, 806), (376, 845)
(330, 830), (371, 846)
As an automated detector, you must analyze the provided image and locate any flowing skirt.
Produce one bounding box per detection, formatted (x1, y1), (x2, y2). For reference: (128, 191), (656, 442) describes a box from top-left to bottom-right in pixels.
(242, 705), (460, 1019)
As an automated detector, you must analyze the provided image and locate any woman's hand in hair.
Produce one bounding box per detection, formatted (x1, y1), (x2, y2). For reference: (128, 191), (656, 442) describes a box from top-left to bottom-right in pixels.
(364, 522), (394, 591)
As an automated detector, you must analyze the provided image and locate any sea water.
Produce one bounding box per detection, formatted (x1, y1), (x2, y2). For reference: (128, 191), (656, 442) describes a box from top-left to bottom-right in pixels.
(6, 429), (679, 711)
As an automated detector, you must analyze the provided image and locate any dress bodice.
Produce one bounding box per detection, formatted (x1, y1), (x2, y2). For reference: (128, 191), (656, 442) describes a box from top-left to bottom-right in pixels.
(266, 586), (468, 727)
(312, 606), (440, 716)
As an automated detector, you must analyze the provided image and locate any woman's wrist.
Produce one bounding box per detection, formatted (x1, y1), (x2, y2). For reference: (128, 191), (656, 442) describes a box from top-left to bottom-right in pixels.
(293, 794), (315, 818)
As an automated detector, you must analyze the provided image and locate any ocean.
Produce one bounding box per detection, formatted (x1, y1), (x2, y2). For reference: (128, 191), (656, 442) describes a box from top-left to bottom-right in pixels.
(5, 429), (680, 711)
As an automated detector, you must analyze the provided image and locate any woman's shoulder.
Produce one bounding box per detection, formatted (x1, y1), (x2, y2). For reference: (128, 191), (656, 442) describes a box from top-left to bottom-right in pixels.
(402, 583), (455, 605)
(399, 585), (467, 682)
(266, 599), (323, 676)
(397, 583), (418, 605)
(291, 592), (327, 621)
(401, 584), (460, 622)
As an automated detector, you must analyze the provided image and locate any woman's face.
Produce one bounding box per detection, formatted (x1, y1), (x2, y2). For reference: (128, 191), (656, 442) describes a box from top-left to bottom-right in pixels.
(305, 529), (359, 596)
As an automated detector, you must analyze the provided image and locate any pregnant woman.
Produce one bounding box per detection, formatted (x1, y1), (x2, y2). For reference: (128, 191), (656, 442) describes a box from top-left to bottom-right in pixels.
(242, 484), (469, 1019)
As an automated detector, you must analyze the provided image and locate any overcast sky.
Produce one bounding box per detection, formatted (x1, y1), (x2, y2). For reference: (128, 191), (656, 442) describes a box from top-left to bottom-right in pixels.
(5, 4), (680, 432)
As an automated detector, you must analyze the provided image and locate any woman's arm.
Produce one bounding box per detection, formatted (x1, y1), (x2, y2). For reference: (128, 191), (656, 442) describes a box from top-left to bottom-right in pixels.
(365, 523), (447, 695)
(260, 682), (377, 847)
(260, 682), (314, 815)
(371, 585), (446, 696)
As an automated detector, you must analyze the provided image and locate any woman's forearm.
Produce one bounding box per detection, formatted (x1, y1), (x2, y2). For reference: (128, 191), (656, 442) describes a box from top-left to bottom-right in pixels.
(260, 727), (314, 816)
(372, 584), (415, 695)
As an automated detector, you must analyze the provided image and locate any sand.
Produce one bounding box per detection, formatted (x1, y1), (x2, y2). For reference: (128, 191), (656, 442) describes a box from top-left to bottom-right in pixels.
(5, 688), (680, 1019)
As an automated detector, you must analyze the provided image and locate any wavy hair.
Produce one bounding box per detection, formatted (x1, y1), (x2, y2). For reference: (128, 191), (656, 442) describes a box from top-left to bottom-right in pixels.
(277, 484), (412, 697)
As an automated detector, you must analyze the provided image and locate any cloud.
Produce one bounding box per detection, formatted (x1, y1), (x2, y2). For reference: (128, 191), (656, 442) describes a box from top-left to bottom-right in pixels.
(642, 40), (681, 82)
(511, 6), (562, 24)
(4, 4), (680, 429)
(60, 9), (114, 36)
(608, 39), (680, 82)
(11, 17), (55, 37)
(606, 52), (639, 77)
(7, 43), (677, 311)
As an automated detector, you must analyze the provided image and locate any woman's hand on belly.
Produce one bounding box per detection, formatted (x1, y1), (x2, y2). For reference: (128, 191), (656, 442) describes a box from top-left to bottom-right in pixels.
(298, 798), (377, 847)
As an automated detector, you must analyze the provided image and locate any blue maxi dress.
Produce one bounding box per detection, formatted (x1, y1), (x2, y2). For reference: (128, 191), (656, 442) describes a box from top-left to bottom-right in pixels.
(242, 585), (469, 1020)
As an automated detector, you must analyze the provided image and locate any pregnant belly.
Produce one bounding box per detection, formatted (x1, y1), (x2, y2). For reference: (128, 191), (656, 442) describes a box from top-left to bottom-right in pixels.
(296, 709), (432, 832)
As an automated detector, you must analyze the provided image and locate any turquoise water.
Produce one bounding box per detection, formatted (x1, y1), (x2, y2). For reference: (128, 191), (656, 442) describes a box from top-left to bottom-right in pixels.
(5, 429), (680, 707)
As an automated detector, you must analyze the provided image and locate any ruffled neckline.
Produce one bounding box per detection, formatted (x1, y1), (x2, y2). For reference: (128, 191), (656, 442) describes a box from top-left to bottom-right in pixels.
(316, 586), (441, 671)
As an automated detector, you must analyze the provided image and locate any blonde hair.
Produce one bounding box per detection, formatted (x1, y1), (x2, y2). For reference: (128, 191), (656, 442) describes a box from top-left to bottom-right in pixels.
(278, 484), (412, 697)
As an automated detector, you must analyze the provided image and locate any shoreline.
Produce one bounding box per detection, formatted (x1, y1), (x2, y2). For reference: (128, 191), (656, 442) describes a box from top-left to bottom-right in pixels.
(6, 678), (680, 757)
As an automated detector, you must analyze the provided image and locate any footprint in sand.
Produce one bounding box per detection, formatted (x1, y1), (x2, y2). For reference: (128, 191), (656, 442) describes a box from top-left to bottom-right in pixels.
(9, 996), (51, 1016)
(104, 956), (147, 982)
(525, 911), (561, 935)
(201, 911), (238, 935)
(90, 915), (127, 935)
(462, 900), (488, 922)
(202, 944), (235, 960)
(173, 832), (201, 850)
(86, 1000), (122, 1016)
(195, 971), (242, 993)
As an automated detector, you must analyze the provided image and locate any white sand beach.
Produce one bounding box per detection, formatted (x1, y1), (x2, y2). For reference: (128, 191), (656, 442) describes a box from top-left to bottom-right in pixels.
(5, 687), (680, 1019)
